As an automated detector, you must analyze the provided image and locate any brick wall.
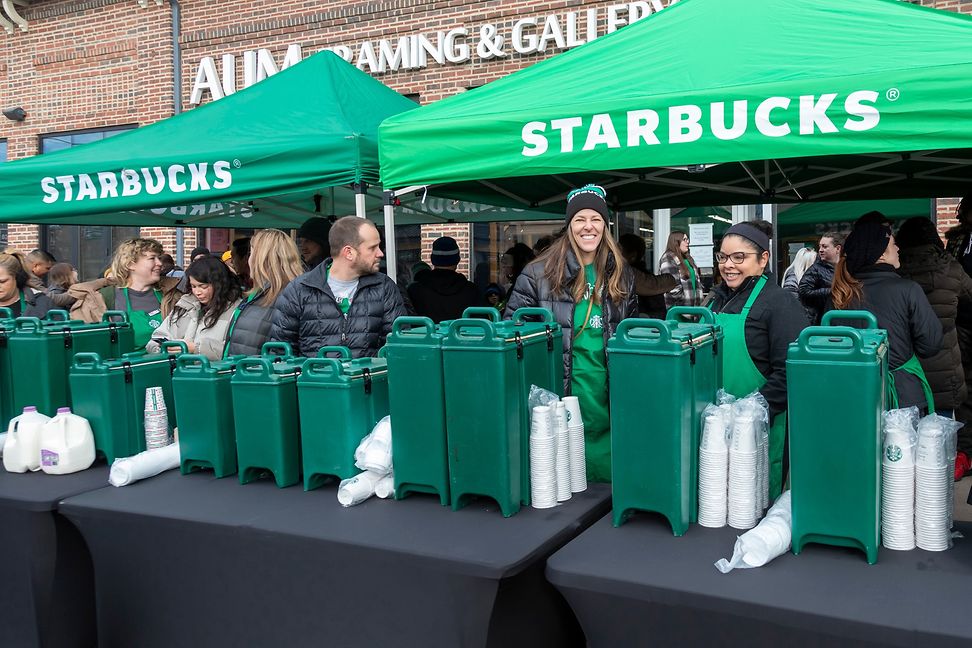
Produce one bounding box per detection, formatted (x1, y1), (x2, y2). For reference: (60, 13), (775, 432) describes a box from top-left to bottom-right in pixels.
(1, 0), (971, 263)
(418, 223), (473, 278)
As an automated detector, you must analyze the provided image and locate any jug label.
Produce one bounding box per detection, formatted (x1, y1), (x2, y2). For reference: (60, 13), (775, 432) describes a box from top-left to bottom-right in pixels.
(41, 449), (60, 467)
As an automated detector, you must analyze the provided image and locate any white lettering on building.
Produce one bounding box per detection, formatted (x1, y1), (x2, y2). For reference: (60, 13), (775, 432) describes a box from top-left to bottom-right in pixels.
(189, 2), (679, 104)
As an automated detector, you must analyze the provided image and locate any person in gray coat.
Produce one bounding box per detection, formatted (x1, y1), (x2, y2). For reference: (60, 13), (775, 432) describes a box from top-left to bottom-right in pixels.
(224, 229), (305, 358)
(270, 216), (407, 358)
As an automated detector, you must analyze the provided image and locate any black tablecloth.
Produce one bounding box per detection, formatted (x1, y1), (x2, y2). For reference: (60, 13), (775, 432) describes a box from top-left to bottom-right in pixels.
(0, 464), (108, 648)
(60, 471), (610, 648)
(547, 513), (972, 647)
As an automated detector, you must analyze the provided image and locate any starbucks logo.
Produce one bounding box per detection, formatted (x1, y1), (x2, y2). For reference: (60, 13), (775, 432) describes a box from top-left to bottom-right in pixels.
(149, 320), (161, 329)
(886, 445), (902, 462)
(566, 410), (572, 422)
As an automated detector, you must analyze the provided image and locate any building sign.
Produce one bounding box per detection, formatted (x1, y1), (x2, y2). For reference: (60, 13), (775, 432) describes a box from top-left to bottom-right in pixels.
(190, 1), (677, 105)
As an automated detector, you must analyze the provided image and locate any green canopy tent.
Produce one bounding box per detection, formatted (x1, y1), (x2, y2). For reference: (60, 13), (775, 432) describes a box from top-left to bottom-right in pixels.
(0, 51), (419, 229)
(379, 0), (972, 213)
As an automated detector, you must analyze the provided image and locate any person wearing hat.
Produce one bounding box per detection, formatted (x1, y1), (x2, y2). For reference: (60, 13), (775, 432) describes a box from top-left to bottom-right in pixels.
(505, 184), (636, 482)
(189, 247), (211, 262)
(831, 213), (942, 413)
(296, 216), (332, 269)
(407, 236), (481, 323)
(709, 221), (808, 499)
(896, 216), (972, 478)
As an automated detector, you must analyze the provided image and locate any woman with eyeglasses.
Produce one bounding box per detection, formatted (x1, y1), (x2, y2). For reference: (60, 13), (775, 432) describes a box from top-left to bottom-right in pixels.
(222, 229), (304, 357)
(505, 184), (637, 482)
(709, 222), (807, 499)
(659, 231), (703, 309)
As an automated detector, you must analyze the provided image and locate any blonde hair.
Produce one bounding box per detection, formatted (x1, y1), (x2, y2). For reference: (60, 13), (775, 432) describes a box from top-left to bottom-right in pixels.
(781, 247), (817, 287)
(0, 249), (30, 290)
(248, 229), (304, 306)
(110, 238), (163, 288)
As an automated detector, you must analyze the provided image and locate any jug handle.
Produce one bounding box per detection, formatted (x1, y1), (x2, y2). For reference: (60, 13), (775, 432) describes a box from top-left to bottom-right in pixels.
(176, 354), (211, 371)
(615, 318), (671, 344)
(461, 306), (500, 322)
(796, 326), (865, 354)
(304, 357), (344, 377)
(666, 306), (716, 325)
(13, 317), (42, 332)
(446, 317), (495, 342)
(44, 309), (71, 322)
(316, 346), (352, 359)
(391, 316), (435, 338)
(72, 352), (103, 369)
(260, 341), (293, 360)
(821, 310), (879, 329)
(102, 310), (130, 323)
(512, 307), (555, 324)
(0, 307), (12, 319)
(160, 340), (189, 355)
(237, 357), (274, 377)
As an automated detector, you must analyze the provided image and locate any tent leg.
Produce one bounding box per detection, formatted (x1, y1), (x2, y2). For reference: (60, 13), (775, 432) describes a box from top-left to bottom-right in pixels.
(354, 182), (367, 219)
(652, 209), (670, 273)
(383, 191), (397, 284)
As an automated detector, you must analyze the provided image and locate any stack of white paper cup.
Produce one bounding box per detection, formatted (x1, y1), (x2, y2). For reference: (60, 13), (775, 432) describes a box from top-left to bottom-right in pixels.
(562, 396), (587, 493)
(530, 405), (558, 509)
(374, 473), (395, 499)
(757, 422), (769, 511)
(915, 421), (949, 551)
(553, 402), (572, 502)
(881, 427), (916, 550)
(945, 423), (958, 530)
(143, 387), (171, 450)
(728, 415), (758, 529)
(698, 408), (729, 528)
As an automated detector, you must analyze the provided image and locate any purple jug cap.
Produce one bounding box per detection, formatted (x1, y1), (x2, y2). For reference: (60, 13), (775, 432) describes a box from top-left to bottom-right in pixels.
(56, 407), (71, 414)
(22, 406), (37, 413)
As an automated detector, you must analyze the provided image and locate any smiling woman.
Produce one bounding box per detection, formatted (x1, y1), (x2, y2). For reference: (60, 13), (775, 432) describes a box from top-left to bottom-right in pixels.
(708, 221), (808, 499)
(504, 184), (637, 483)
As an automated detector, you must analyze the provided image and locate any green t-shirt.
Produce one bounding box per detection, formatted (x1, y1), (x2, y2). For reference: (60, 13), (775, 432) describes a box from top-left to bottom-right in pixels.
(570, 264), (611, 482)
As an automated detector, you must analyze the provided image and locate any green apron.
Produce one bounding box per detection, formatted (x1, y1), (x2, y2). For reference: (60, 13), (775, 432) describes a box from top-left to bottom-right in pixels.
(683, 259), (697, 296)
(124, 287), (164, 349)
(712, 275), (787, 499)
(886, 354), (935, 412)
(222, 290), (260, 359)
(571, 264), (611, 483)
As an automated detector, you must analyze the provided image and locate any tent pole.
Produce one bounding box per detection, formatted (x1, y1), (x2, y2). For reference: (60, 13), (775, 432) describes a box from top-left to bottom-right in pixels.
(652, 209), (670, 273)
(383, 191), (398, 283)
(354, 183), (367, 219)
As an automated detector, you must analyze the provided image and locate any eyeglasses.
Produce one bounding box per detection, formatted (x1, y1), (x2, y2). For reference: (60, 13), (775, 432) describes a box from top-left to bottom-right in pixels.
(715, 251), (761, 264)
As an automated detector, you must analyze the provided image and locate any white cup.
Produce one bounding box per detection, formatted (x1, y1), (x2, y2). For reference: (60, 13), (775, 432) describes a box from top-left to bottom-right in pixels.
(561, 397), (582, 427)
(337, 472), (381, 507)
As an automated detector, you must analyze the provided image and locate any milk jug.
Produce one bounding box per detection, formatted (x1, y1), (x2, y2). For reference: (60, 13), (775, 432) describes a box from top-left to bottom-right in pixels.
(39, 407), (96, 475)
(3, 406), (50, 473)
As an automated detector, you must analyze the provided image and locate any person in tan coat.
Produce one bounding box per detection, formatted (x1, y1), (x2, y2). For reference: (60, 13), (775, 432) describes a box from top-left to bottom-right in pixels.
(68, 238), (183, 347)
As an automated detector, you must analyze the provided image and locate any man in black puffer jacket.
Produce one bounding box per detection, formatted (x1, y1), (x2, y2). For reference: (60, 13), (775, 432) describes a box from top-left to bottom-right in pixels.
(270, 216), (406, 357)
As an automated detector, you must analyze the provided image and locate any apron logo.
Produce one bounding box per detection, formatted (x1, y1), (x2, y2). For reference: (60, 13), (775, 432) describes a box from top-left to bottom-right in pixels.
(148, 320), (161, 329)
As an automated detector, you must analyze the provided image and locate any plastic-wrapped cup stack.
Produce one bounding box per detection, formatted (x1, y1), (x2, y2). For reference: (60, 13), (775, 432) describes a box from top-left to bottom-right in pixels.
(728, 415), (758, 529)
(881, 426), (916, 550)
(945, 424), (958, 530)
(915, 421), (949, 551)
(144, 386), (171, 450)
(697, 407), (730, 528)
(562, 396), (587, 493)
(553, 402), (572, 502)
(758, 422), (769, 512)
(530, 405), (558, 509)
(337, 471), (382, 507)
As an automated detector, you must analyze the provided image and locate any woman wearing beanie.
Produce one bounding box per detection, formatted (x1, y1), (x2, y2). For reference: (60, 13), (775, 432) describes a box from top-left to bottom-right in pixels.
(709, 222), (807, 499)
(831, 213), (942, 413)
(659, 230), (703, 309)
(505, 184), (636, 483)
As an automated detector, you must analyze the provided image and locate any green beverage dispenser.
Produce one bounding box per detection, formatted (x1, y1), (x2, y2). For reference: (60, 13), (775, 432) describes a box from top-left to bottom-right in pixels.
(788, 310), (887, 565)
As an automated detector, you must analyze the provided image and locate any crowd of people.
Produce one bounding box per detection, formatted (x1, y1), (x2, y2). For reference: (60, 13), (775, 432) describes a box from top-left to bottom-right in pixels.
(3, 189), (972, 486)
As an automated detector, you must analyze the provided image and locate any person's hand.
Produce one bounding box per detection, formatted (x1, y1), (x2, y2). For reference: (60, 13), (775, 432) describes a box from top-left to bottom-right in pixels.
(185, 341), (196, 354)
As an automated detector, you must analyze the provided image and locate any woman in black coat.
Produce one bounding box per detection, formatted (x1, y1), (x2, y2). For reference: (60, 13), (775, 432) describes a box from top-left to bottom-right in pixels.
(505, 184), (636, 482)
(831, 213), (943, 412)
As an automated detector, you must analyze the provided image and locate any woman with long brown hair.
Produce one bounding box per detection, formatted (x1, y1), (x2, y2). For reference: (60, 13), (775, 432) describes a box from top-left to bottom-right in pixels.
(659, 230), (703, 309)
(831, 213), (942, 412)
(505, 184), (636, 482)
(223, 229), (304, 357)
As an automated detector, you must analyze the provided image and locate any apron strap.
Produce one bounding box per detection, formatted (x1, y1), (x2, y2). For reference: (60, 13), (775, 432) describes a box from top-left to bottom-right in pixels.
(887, 354), (936, 412)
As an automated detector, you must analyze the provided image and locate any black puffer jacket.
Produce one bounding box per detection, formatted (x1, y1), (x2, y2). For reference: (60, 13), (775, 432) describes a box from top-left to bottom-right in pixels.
(896, 245), (972, 410)
(503, 249), (637, 394)
(270, 263), (407, 358)
(226, 285), (276, 357)
(826, 265), (944, 410)
(407, 269), (481, 323)
(797, 259), (835, 325)
(710, 275), (808, 419)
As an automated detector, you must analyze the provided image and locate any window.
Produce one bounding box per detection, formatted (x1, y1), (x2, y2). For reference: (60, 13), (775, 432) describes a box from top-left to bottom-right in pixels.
(38, 126), (139, 279)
